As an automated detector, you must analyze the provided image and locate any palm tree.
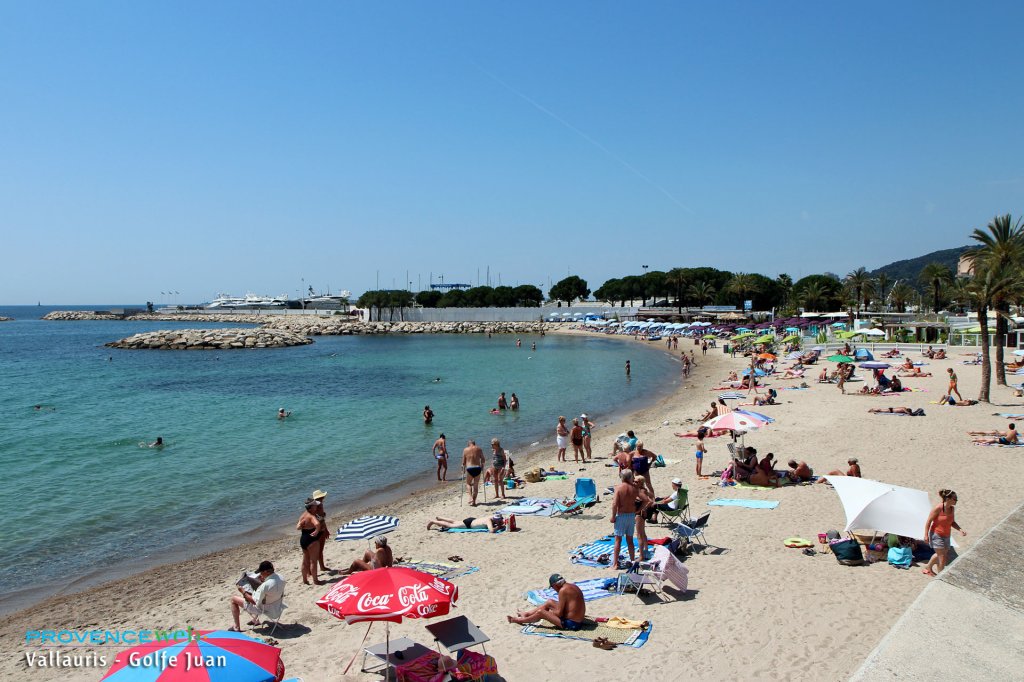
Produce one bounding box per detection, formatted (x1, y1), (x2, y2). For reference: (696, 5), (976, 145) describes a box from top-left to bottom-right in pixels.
(727, 273), (760, 307)
(666, 268), (688, 312)
(918, 262), (953, 313)
(800, 282), (825, 311)
(966, 214), (1024, 388)
(688, 281), (715, 307)
(776, 274), (793, 309)
(966, 265), (1021, 401)
(875, 273), (891, 311)
(889, 282), (914, 313)
(948, 277), (972, 314)
(845, 267), (873, 312)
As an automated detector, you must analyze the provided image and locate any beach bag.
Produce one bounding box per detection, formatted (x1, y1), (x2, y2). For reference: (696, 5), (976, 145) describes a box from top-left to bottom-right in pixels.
(830, 538), (864, 566)
(524, 468), (543, 483)
(654, 454), (666, 468)
(887, 546), (912, 569)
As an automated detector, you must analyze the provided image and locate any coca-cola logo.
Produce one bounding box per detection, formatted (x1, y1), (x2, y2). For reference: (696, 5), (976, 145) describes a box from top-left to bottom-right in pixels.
(328, 583), (359, 605)
(429, 579), (452, 596)
(398, 585), (428, 607)
(356, 593), (393, 611)
(415, 603), (439, 617)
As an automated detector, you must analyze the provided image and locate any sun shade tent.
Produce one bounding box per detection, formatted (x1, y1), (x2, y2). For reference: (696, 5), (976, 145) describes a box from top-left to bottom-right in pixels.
(822, 476), (943, 543)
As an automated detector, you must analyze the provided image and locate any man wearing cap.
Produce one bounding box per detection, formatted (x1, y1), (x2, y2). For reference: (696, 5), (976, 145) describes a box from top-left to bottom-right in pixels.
(229, 560), (285, 631)
(311, 490), (331, 573)
(506, 574), (585, 630)
(652, 478), (686, 522)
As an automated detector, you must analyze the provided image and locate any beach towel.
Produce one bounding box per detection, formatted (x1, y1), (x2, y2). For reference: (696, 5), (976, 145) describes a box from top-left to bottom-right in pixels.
(394, 560), (480, 580)
(500, 499), (559, 517)
(525, 578), (619, 606)
(519, 620), (652, 648)
(707, 498), (779, 509)
(570, 537), (653, 568)
(781, 386), (808, 390)
(996, 413), (1024, 418)
(718, 392), (745, 400)
(732, 482), (775, 491)
(972, 441), (1024, 448)
(442, 527), (505, 533)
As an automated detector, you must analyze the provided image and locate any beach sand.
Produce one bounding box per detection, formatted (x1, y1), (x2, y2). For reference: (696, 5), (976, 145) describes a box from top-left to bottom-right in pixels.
(4, 335), (1023, 681)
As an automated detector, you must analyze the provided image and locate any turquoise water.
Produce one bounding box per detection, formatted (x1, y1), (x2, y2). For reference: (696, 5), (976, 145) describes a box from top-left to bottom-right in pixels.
(0, 306), (680, 608)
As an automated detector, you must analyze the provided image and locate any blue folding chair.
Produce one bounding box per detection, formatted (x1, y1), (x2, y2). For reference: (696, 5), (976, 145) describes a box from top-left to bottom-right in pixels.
(575, 478), (598, 501)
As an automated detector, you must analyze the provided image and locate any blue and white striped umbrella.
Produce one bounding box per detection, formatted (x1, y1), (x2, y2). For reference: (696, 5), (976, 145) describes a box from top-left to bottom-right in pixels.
(335, 515), (400, 541)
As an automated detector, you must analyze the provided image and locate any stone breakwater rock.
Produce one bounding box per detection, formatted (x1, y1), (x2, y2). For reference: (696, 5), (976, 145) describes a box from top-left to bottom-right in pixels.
(43, 310), (124, 321)
(105, 328), (313, 350)
(43, 310), (272, 323)
(262, 319), (551, 336)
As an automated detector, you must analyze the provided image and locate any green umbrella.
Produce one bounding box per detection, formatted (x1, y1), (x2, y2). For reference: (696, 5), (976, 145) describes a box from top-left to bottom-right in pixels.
(835, 330), (857, 339)
(782, 334), (800, 343)
(754, 333), (775, 343)
(702, 334), (716, 339)
(827, 354), (854, 363)
(730, 332), (755, 341)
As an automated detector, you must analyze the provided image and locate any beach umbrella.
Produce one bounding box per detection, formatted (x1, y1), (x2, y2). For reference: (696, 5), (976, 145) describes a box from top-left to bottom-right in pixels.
(827, 354), (853, 363)
(318, 568), (459, 678)
(703, 411), (769, 432)
(782, 334), (800, 343)
(831, 322), (847, 328)
(785, 327), (800, 332)
(742, 368), (767, 377)
(754, 333), (775, 343)
(100, 630), (285, 681)
(854, 349), (874, 361)
(785, 351), (803, 359)
(757, 353), (777, 361)
(835, 330), (857, 339)
(859, 362), (891, 369)
(734, 408), (775, 423)
(335, 515), (400, 542)
(822, 476), (934, 541)
(702, 334), (716, 339)
(1014, 349), (1024, 357)
(731, 332), (754, 341)
(861, 328), (885, 337)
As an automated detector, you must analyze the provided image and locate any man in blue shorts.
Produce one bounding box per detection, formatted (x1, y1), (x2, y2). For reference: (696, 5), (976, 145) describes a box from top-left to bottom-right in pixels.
(610, 470), (638, 570)
(507, 574), (585, 630)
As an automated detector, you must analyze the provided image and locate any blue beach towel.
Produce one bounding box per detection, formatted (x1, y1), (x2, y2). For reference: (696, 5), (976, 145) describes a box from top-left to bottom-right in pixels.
(570, 537), (653, 567)
(520, 622), (653, 648)
(525, 577), (619, 605)
(707, 498), (779, 509)
(500, 498), (558, 517)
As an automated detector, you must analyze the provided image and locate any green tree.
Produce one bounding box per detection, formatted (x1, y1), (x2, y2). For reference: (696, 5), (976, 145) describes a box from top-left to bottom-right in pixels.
(876, 273), (891, 311)
(462, 286), (494, 307)
(918, 262), (953, 313)
(549, 276), (590, 306)
(642, 270), (668, 305)
(688, 281), (716, 307)
(512, 284), (543, 307)
(776, 273), (793, 308)
(799, 281), (826, 311)
(792, 275), (844, 311)
(726, 273), (761, 308)
(666, 268), (690, 312)
(490, 286), (515, 307)
(965, 214), (1024, 391)
(438, 289), (466, 307)
(845, 267), (874, 312)
(356, 290), (386, 321)
(415, 290), (442, 308)
(889, 282), (914, 313)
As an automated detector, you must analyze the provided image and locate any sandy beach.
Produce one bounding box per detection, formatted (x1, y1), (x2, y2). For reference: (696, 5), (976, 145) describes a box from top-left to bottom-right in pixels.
(4, 332), (1024, 681)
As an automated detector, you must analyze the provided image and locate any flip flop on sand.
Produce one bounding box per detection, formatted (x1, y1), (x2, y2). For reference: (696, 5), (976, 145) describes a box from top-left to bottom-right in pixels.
(922, 568), (935, 576)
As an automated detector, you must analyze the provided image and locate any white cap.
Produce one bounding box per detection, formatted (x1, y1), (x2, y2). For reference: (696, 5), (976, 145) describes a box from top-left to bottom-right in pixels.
(581, 413), (588, 419)
(671, 478), (682, 485)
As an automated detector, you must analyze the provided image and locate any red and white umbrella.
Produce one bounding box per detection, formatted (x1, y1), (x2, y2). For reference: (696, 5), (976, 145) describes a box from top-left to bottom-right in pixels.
(317, 567), (458, 624)
(318, 568), (459, 679)
(703, 411), (769, 432)
(100, 629), (284, 681)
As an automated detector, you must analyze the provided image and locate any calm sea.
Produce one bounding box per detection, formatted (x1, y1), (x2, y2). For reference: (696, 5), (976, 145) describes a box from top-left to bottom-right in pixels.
(0, 305), (680, 611)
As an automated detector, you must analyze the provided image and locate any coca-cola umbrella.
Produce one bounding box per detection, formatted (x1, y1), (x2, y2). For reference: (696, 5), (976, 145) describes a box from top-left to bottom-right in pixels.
(317, 568), (458, 679)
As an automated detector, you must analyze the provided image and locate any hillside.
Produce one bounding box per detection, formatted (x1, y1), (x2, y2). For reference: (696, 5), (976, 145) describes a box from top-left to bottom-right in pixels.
(868, 245), (971, 283)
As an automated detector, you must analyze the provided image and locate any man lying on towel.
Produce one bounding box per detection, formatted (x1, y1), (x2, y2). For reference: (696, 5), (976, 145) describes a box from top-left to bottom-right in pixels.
(508, 574), (585, 630)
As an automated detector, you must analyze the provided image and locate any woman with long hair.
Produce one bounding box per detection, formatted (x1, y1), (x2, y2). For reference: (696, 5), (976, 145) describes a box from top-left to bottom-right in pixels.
(923, 489), (966, 577)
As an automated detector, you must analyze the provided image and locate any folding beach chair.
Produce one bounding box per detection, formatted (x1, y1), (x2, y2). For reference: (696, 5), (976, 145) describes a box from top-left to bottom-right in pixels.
(575, 477), (598, 502)
(551, 496), (596, 517)
(672, 512), (711, 553)
(655, 487), (690, 525)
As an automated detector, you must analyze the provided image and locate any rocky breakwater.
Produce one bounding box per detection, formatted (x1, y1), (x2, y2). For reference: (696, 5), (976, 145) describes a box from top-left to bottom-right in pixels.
(263, 319), (550, 335)
(105, 328), (313, 350)
(43, 310), (125, 321)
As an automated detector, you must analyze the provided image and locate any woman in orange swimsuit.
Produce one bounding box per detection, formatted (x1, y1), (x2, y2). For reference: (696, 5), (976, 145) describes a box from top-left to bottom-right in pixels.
(923, 489), (966, 576)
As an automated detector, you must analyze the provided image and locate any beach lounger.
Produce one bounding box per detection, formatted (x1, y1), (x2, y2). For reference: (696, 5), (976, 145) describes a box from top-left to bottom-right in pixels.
(616, 563), (663, 604)
(360, 637), (435, 676)
(552, 496), (597, 517)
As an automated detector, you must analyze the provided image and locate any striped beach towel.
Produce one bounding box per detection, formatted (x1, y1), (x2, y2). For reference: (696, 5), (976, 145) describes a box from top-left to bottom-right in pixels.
(501, 498), (559, 517)
(570, 538), (653, 568)
(525, 577), (619, 605)
(394, 560), (481, 580)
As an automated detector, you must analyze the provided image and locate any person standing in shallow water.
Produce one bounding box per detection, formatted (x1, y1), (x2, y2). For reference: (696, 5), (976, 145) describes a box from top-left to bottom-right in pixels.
(423, 405), (434, 424)
(625, 360), (631, 376)
(433, 433), (448, 481)
(497, 392), (508, 410)
(510, 393), (520, 411)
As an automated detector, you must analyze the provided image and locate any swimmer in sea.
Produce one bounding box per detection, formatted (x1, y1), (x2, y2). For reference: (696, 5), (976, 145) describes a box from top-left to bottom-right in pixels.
(433, 377), (442, 383)
(278, 408), (292, 420)
(148, 437), (164, 448)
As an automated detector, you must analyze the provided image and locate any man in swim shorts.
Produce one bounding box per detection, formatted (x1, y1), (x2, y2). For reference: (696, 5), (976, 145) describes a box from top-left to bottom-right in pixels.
(610, 470), (638, 570)
(970, 423), (1018, 444)
(432, 433), (448, 481)
(462, 440), (485, 505)
(507, 574), (585, 630)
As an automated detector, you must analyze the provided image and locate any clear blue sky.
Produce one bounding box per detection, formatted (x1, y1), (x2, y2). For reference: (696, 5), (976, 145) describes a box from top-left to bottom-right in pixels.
(2, 1), (1022, 304)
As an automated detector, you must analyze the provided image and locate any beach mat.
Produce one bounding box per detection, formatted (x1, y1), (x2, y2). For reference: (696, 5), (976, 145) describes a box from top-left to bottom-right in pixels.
(442, 527), (505, 533)
(708, 498), (779, 509)
(996, 414), (1024, 418)
(394, 560), (480, 580)
(732, 482), (775, 491)
(500, 498), (558, 517)
(525, 577), (619, 606)
(520, 620), (652, 647)
(570, 537), (653, 568)
(972, 441), (1024, 448)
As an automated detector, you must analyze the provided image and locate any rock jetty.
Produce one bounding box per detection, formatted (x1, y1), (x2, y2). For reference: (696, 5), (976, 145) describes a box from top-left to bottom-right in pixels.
(105, 329), (313, 350)
(44, 310), (125, 321)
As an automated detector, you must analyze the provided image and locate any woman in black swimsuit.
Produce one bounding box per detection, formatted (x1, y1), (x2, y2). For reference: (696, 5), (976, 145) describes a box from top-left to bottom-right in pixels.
(297, 500), (322, 585)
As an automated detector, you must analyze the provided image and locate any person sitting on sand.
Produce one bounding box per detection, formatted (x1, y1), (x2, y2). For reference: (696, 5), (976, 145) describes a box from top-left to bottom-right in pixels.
(970, 423), (1018, 444)
(886, 376), (903, 393)
(933, 349), (946, 360)
(780, 367), (805, 379)
(726, 370), (739, 382)
(229, 560), (285, 632)
(787, 459), (813, 482)
(820, 457), (862, 482)
(748, 452), (780, 487)
(507, 574), (585, 631)
(880, 348), (901, 358)
(699, 401), (719, 422)
(611, 441), (632, 471)
(733, 447), (759, 483)
(818, 367), (830, 383)
(428, 513), (506, 533)
(339, 536), (393, 575)
(898, 366), (932, 377)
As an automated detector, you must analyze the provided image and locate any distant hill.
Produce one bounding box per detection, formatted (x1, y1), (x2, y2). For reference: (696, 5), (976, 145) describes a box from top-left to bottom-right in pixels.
(868, 246), (971, 284)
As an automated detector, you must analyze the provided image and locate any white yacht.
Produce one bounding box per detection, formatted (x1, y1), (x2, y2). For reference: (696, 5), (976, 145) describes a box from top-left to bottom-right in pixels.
(300, 290), (351, 310)
(205, 293), (288, 309)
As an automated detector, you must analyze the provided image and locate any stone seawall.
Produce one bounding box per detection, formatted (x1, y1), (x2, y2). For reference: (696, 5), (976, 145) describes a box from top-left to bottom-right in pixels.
(105, 329), (313, 350)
